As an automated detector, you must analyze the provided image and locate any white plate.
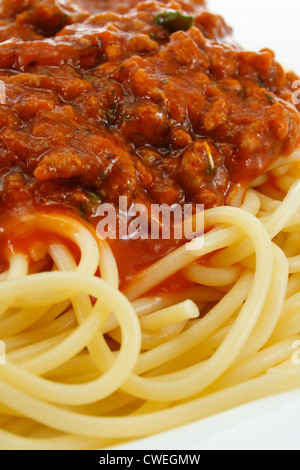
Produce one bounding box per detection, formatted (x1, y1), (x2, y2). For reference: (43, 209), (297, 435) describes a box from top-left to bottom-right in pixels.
(112, 0), (300, 451)
(113, 390), (300, 450)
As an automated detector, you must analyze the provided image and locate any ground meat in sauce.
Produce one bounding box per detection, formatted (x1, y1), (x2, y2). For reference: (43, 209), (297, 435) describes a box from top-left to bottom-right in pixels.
(0, 0), (299, 217)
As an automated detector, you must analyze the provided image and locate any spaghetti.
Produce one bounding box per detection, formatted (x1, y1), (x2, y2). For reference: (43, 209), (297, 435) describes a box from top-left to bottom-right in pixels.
(0, 0), (300, 450)
(0, 149), (300, 448)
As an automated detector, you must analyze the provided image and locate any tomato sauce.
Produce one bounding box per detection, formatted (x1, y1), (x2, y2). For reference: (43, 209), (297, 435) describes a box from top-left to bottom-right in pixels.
(0, 0), (299, 285)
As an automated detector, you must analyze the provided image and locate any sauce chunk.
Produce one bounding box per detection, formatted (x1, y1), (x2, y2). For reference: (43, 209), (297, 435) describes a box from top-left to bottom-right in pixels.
(0, 0), (299, 213)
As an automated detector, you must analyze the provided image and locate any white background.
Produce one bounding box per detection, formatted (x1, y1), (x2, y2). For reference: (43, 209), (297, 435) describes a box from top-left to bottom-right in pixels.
(209, 0), (300, 73)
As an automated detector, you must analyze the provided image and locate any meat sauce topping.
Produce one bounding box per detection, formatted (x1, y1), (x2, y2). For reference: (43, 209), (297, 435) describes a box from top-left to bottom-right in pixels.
(0, 0), (299, 216)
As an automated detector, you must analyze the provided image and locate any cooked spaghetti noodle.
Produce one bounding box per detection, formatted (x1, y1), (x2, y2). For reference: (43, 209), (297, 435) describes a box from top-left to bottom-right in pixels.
(0, 148), (300, 449)
(0, 0), (300, 450)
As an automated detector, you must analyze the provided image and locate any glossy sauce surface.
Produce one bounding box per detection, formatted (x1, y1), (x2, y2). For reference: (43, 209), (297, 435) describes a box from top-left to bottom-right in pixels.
(0, 0), (299, 283)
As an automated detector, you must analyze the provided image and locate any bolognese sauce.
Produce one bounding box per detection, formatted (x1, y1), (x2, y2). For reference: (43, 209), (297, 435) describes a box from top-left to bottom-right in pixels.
(0, 0), (299, 283)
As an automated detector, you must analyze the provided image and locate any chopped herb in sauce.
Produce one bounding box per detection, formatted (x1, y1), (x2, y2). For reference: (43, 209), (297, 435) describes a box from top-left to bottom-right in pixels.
(154, 11), (194, 32)
(149, 31), (159, 41)
(80, 189), (104, 217)
(106, 153), (116, 160)
(263, 93), (276, 105)
(79, 202), (88, 221)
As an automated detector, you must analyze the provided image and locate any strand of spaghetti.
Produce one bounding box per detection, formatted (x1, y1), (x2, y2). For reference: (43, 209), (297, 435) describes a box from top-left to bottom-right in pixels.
(239, 188), (261, 215)
(49, 244), (118, 372)
(286, 273), (300, 297)
(0, 430), (111, 450)
(6, 255), (29, 280)
(251, 182), (300, 239)
(148, 324), (231, 377)
(268, 147), (300, 170)
(0, 255), (29, 316)
(276, 292), (300, 322)
(0, 305), (49, 338)
(0, 415), (14, 428)
(110, 320), (188, 351)
(7, 330), (74, 363)
(211, 180), (300, 266)
(89, 207), (273, 401)
(258, 193), (281, 213)
(117, 207), (274, 401)
(0, 367), (299, 441)
(43, 355), (97, 379)
(87, 223), (119, 289)
(276, 176), (296, 192)
(4, 215), (100, 311)
(97, 239), (119, 290)
(51, 371), (100, 385)
(183, 264), (242, 287)
(19, 310), (101, 375)
(3, 417), (38, 436)
(269, 359), (300, 375)
(282, 233), (300, 257)
(125, 225), (244, 300)
(0, 272), (141, 405)
(134, 271), (251, 375)
(140, 322), (188, 350)
(30, 213), (100, 275)
(205, 337), (300, 392)
(66, 391), (139, 417)
(231, 243), (288, 364)
(50, 244), (198, 373)
(108, 286), (221, 334)
(268, 309), (300, 344)
(139, 301), (199, 331)
(26, 300), (71, 329)
(250, 174), (268, 187)
(3, 308), (76, 352)
(0, 403), (21, 417)
(287, 255), (300, 273)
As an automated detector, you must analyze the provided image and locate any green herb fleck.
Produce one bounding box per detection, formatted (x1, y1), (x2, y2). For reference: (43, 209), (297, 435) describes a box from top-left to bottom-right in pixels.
(258, 76), (264, 88)
(79, 203), (88, 221)
(98, 173), (108, 181)
(123, 114), (131, 121)
(81, 190), (104, 216)
(226, 135), (233, 140)
(106, 153), (116, 160)
(149, 31), (159, 41)
(98, 36), (103, 48)
(154, 11), (194, 32)
(71, 103), (81, 111)
(263, 93), (276, 105)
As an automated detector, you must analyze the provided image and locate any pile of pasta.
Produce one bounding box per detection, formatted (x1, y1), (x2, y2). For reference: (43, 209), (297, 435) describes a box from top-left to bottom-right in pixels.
(1, 149), (300, 449)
